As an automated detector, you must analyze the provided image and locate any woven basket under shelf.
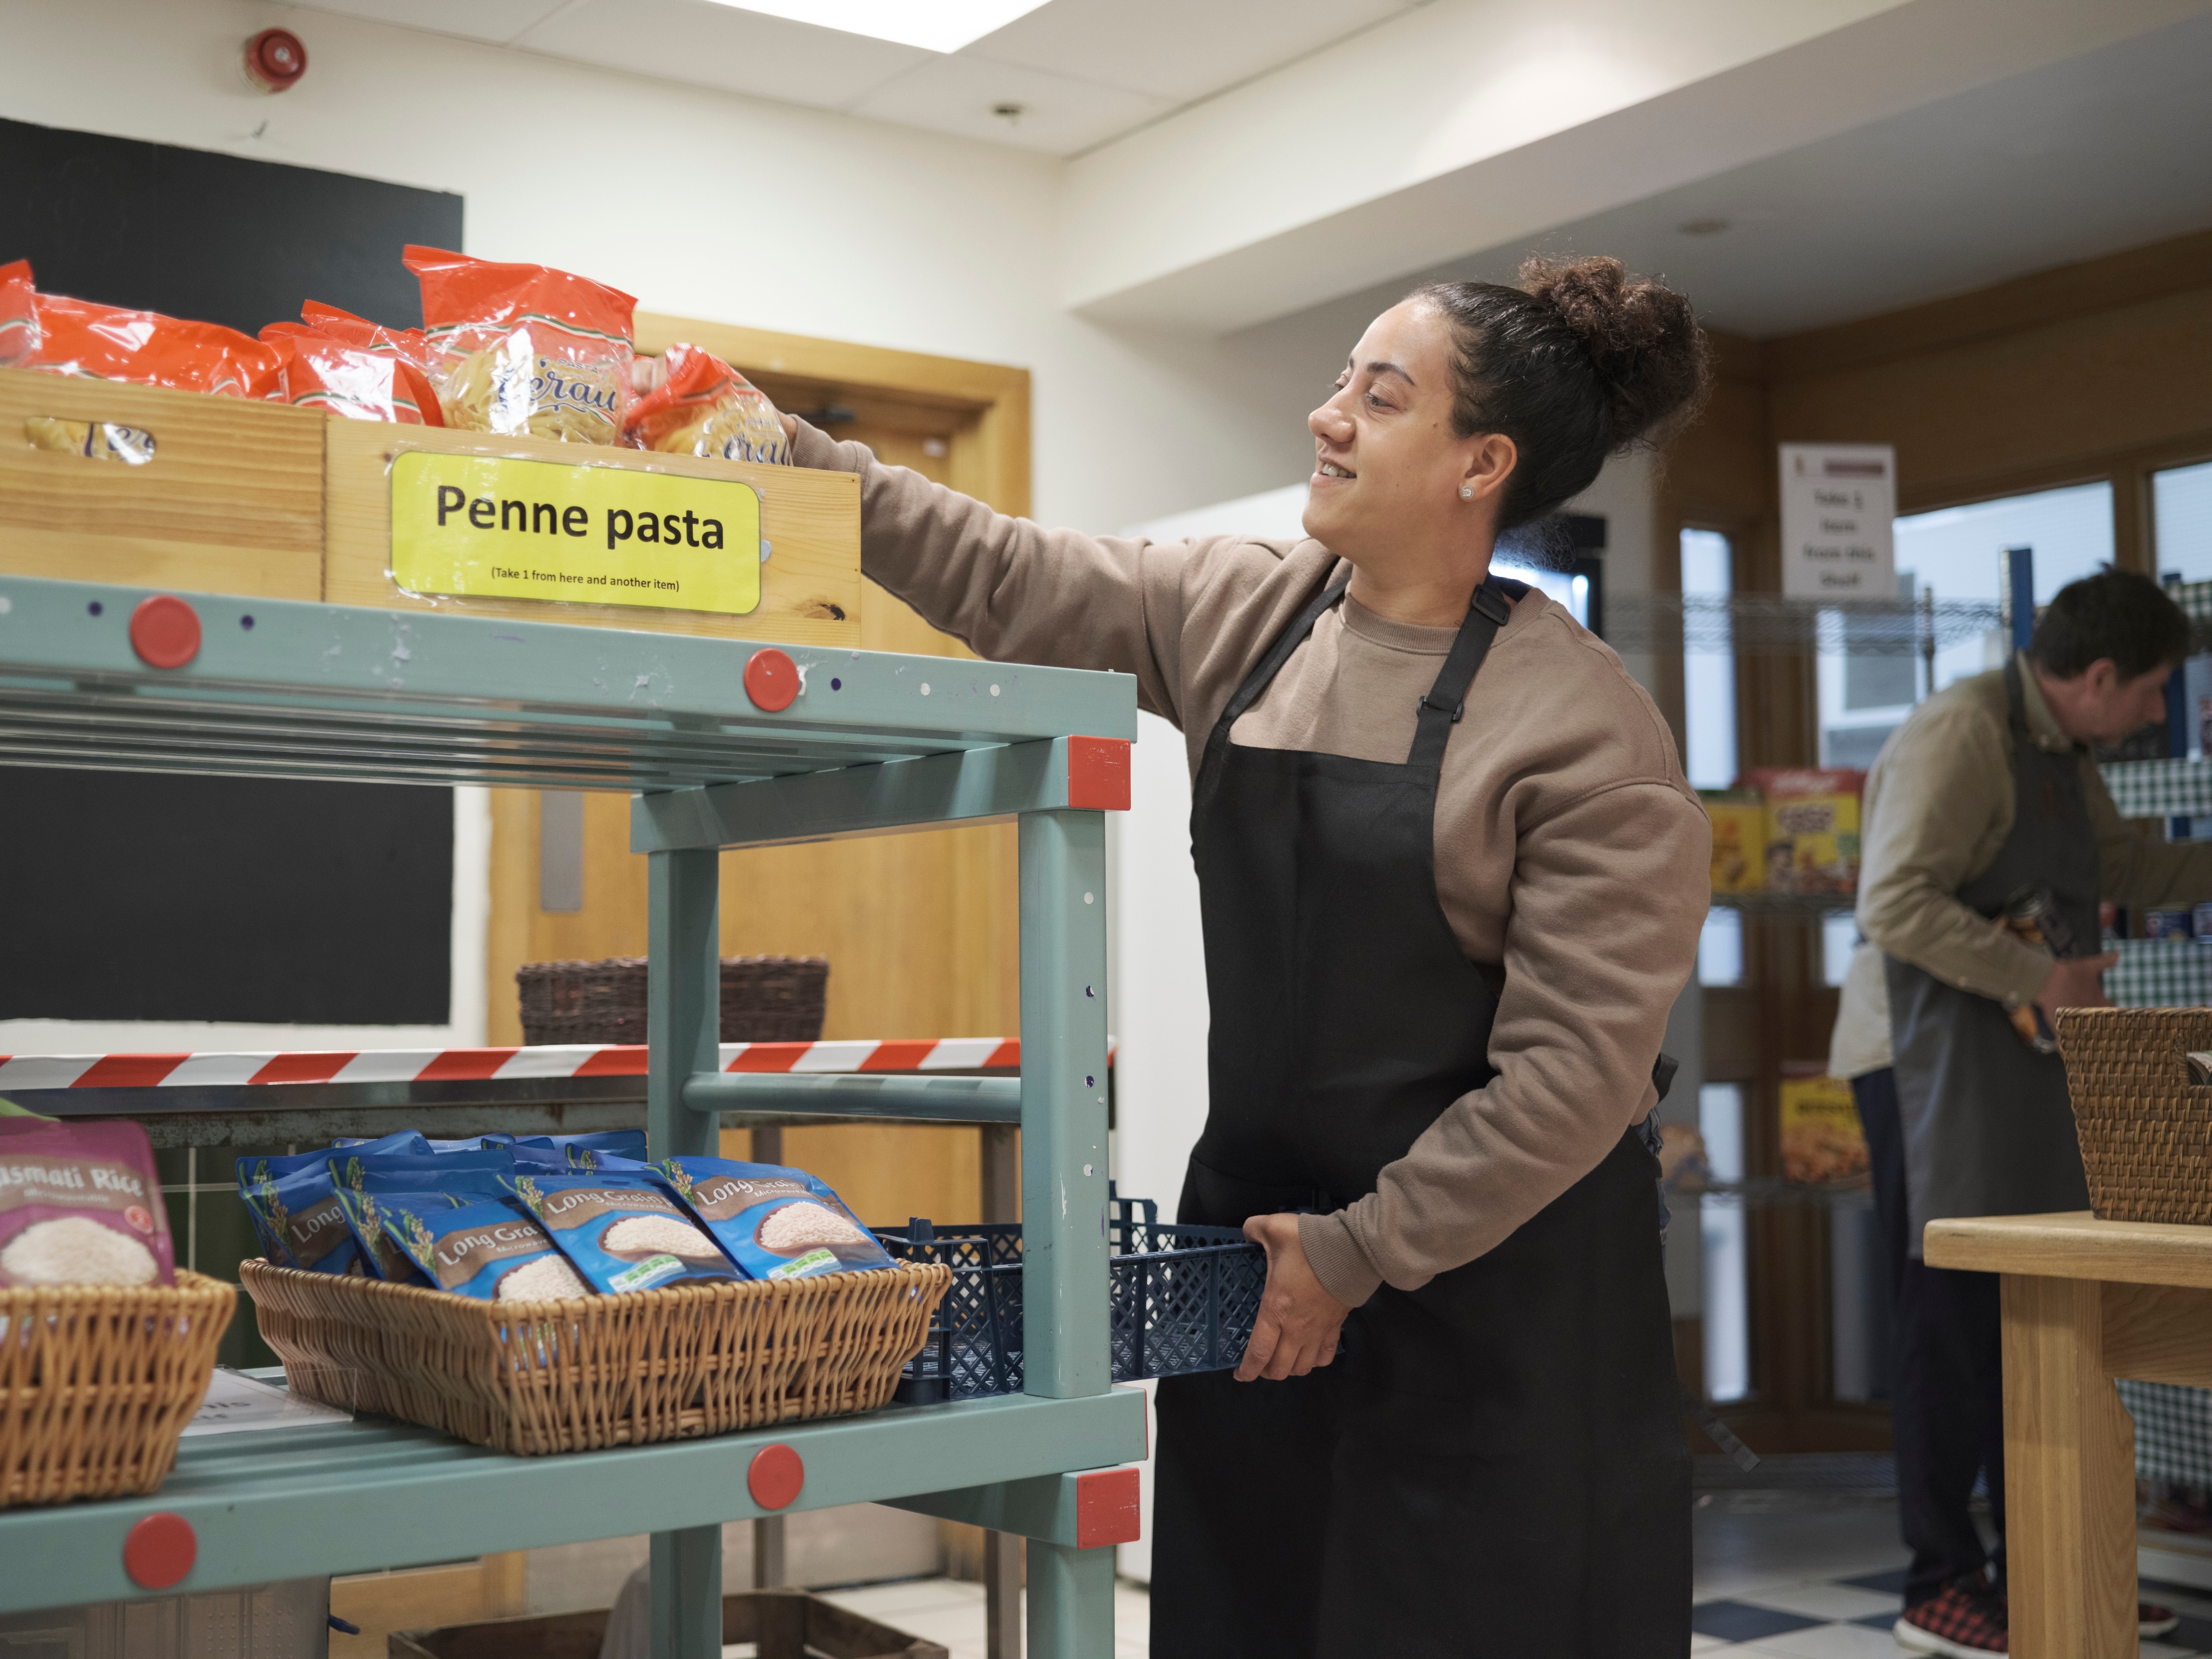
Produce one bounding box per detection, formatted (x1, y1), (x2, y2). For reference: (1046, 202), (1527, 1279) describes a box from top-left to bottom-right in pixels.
(239, 1258), (948, 1455)
(1, 1269), (235, 1509)
(2058, 1006), (2212, 1224)
(516, 956), (829, 1046)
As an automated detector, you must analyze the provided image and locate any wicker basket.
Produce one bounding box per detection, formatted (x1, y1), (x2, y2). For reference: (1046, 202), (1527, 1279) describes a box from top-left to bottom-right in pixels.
(2057, 1006), (2212, 1224)
(516, 956), (829, 1046)
(239, 1259), (948, 1455)
(1, 1269), (236, 1509)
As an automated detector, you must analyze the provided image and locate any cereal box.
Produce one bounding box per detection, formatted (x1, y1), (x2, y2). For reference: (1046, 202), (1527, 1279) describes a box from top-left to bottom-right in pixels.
(1701, 788), (1766, 893)
(1778, 1067), (1867, 1185)
(1746, 768), (1865, 895)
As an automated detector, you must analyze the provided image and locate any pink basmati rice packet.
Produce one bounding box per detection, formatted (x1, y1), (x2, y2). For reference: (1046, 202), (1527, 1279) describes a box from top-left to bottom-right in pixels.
(0, 1117), (175, 1288)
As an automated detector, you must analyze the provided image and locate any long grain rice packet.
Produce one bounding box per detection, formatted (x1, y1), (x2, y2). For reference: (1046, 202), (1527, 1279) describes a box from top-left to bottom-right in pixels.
(509, 1172), (739, 1293)
(658, 1158), (893, 1282)
(237, 1130), (429, 1276)
(0, 1117), (174, 1288)
(382, 1193), (589, 1303)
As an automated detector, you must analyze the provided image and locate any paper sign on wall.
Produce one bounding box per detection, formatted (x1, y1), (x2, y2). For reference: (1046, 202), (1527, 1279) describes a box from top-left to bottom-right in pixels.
(389, 451), (762, 616)
(1779, 443), (1896, 599)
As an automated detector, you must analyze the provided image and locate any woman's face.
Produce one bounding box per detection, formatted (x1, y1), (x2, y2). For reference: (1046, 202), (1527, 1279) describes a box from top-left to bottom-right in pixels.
(1302, 299), (1514, 588)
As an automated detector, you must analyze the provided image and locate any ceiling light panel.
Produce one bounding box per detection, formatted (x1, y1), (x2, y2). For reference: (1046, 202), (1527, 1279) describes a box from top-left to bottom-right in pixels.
(702, 0), (1053, 53)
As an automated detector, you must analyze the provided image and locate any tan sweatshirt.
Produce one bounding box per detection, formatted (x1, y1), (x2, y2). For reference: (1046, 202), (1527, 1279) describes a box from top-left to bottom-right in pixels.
(794, 423), (1710, 1305)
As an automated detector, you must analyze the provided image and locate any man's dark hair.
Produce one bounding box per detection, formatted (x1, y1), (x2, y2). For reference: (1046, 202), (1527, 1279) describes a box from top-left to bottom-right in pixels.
(2026, 567), (2190, 679)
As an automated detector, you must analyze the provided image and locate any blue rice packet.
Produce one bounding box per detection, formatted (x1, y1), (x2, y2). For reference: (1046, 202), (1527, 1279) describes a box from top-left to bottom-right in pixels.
(657, 1158), (894, 1282)
(237, 1131), (429, 1273)
(334, 1135), (487, 1153)
(380, 1192), (591, 1303)
(487, 1131), (649, 1171)
(507, 1172), (740, 1294)
(329, 1150), (515, 1285)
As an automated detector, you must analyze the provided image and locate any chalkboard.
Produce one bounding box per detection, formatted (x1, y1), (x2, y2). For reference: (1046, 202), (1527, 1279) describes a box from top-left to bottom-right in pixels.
(0, 118), (464, 1024)
(0, 116), (458, 333)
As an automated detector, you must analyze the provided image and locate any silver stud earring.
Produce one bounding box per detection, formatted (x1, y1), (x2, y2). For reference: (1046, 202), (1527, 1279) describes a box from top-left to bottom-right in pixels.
(1459, 485), (1473, 499)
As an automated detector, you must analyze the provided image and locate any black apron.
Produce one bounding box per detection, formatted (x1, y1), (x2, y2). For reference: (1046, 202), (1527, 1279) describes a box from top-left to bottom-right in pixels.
(1887, 657), (2098, 1252)
(1149, 572), (1688, 1659)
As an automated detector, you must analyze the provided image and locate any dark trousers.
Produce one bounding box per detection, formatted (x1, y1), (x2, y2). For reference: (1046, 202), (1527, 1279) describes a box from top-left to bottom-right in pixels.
(1854, 1068), (2007, 1605)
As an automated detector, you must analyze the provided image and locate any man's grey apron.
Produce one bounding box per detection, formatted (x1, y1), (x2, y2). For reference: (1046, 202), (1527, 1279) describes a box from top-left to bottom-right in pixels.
(1886, 658), (2097, 1253)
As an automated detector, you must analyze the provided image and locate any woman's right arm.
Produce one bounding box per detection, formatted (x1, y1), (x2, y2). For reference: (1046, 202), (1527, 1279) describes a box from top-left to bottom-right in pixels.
(794, 421), (1195, 725)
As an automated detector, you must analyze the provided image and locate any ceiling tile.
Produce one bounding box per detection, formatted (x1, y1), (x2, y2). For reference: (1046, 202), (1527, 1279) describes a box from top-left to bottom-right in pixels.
(961, 0), (1414, 103)
(848, 54), (1176, 155)
(514, 0), (930, 111)
(286, 0), (575, 46)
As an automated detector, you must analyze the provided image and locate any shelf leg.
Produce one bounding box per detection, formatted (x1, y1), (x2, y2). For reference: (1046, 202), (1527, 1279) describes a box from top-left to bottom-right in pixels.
(1016, 810), (1112, 1402)
(648, 844), (725, 1658)
(753, 1513), (787, 1589)
(648, 845), (721, 1163)
(651, 1525), (724, 1659)
(1026, 1540), (1114, 1659)
(984, 1528), (1024, 1658)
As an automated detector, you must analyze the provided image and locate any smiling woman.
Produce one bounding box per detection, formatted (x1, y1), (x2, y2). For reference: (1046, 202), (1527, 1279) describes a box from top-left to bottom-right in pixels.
(784, 253), (1711, 1656)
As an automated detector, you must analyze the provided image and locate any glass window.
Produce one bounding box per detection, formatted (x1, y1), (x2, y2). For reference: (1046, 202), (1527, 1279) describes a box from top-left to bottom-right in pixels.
(1700, 1082), (1750, 1402)
(1823, 914), (1858, 988)
(1681, 529), (1737, 790)
(1699, 908), (1745, 987)
(2155, 459), (2212, 584)
(1818, 481), (2115, 768)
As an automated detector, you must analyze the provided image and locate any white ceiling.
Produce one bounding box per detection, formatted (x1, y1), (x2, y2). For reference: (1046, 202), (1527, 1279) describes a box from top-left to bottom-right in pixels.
(285, 0), (1424, 155)
(1297, 6), (2212, 341)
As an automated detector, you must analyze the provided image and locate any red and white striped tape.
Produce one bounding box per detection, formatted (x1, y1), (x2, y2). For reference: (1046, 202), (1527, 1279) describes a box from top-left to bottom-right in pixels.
(0, 1037), (1041, 1092)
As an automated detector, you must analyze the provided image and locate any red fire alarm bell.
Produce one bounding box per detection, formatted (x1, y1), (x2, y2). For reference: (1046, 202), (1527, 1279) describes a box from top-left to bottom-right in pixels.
(244, 29), (308, 93)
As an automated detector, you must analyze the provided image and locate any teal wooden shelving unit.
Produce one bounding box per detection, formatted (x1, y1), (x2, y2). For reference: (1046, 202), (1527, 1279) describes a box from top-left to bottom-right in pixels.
(0, 575), (1144, 1659)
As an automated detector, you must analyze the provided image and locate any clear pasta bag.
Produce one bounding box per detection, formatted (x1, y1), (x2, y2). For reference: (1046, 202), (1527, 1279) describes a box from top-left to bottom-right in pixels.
(404, 245), (635, 444)
(622, 342), (790, 464)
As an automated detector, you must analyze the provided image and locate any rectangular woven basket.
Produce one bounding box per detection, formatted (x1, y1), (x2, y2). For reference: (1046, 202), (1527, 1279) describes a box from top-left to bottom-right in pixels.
(516, 956), (828, 1046)
(238, 1259), (949, 1455)
(2057, 1006), (2212, 1224)
(1, 1269), (236, 1509)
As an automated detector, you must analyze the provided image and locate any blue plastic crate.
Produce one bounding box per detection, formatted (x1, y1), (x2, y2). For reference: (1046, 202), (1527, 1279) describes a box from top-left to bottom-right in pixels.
(875, 1192), (1265, 1403)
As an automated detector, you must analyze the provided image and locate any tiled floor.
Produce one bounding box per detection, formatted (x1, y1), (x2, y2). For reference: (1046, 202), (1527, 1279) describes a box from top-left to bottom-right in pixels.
(804, 1493), (2212, 1656)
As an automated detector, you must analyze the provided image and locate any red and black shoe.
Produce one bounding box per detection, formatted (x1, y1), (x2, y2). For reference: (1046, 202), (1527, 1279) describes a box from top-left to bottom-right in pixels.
(1893, 1579), (2008, 1655)
(2142, 1601), (2180, 1638)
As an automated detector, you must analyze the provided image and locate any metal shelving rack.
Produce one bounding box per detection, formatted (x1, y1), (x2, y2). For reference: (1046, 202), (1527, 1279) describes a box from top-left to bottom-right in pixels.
(0, 574), (1144, 1659)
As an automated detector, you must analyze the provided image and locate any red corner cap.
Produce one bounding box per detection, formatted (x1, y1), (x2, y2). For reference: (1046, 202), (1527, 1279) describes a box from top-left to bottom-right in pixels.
(748, 1442), (804, 1510)
(743, 649), (800, 712)
(1074, 1466), (1142, 1550)
(129, 596), (202, 670)
(1067, 736), (1130, 811)
(124, 1512), (197, 1589)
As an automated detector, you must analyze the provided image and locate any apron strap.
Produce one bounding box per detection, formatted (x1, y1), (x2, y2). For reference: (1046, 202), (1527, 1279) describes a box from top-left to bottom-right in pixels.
(1406, 577), (1522, 772)
(1190, 571), (1352, 834)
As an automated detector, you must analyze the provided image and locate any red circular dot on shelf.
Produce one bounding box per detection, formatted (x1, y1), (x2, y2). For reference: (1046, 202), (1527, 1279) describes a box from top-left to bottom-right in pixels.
(129, 596), (202, 670)
(123, 1512), (197, 1590)
(743, 649), (800, 713)
(747, 1443), (804, 1510)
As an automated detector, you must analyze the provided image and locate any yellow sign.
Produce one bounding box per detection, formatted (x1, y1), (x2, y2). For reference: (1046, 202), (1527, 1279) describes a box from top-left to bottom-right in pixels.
(389, 451), (761, 616)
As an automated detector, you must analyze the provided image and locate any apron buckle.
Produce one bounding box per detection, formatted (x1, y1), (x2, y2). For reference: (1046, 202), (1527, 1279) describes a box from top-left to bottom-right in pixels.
(1418, 693), (1465, 723)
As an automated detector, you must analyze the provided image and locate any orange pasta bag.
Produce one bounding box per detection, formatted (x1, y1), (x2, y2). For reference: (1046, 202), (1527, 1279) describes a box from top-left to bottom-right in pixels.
(622, 342), (790, 464)
(0, 259), (35, 368)
(258, 322), (436, 424)
(25, 291), (278, 397)
(404, 246), (634, 444)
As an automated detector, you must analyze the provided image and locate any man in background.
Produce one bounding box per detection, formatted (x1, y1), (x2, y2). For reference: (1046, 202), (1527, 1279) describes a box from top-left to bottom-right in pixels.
(1832, 569), (2212, 1657)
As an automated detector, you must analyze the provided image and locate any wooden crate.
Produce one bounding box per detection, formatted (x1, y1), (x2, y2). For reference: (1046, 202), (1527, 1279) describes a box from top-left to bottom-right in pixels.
(0, 366), (325, 600)
(325, 420), (862, 645)
(389, 1589), (947, 1658)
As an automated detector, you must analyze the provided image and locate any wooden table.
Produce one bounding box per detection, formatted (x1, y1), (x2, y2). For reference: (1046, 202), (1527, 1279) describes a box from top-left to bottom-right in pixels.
(1925, 1211), (2212, 1658)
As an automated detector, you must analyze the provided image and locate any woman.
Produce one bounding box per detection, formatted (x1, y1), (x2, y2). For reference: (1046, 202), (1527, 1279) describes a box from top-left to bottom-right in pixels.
(783, 256), (1712, 1656)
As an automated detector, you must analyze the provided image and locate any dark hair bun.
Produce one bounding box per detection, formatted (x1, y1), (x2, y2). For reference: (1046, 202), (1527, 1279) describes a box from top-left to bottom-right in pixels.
(1519, 255), (1709, 448)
